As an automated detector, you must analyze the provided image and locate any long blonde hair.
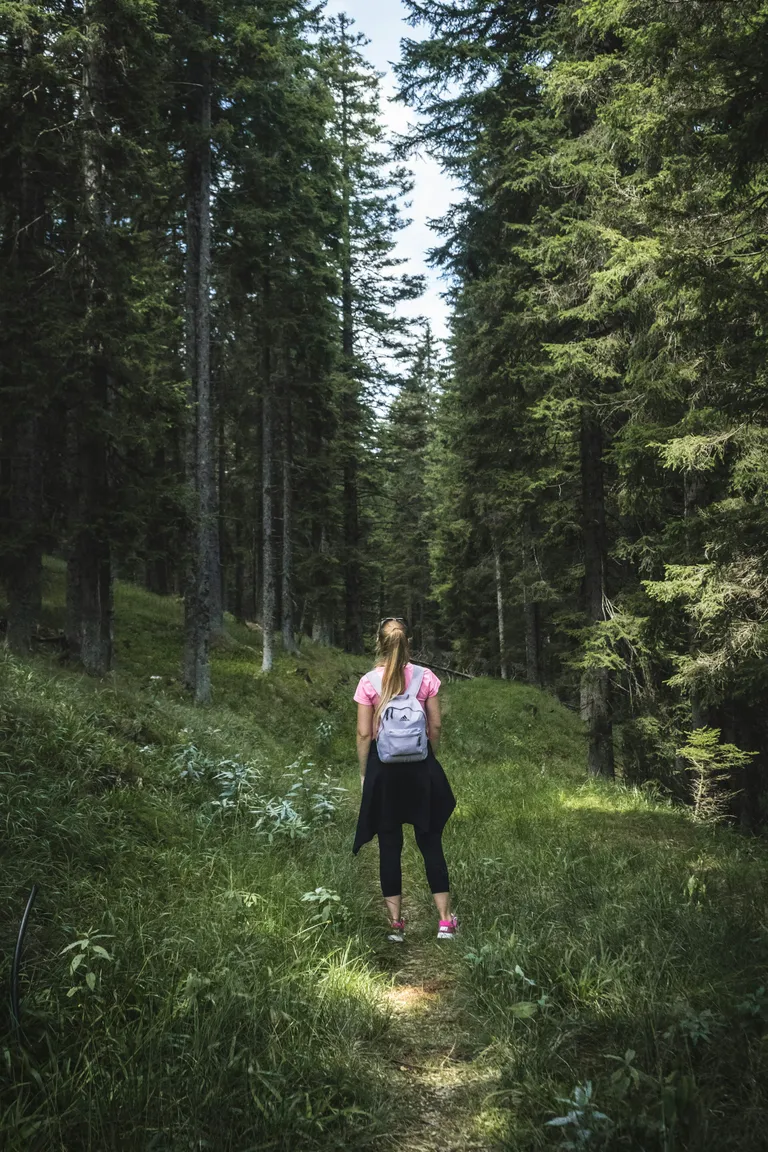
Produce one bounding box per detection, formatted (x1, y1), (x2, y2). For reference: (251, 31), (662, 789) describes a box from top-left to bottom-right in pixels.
(373, 619), (411, 733)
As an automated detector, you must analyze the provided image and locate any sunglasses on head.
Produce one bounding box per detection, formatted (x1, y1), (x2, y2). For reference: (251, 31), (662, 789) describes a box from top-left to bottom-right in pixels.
(379, 617), (408, 630)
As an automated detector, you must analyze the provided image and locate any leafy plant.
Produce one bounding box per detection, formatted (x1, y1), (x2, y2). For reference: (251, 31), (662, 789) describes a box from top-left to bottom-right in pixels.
(301, 887), (347, 925)
(282, 765), (348, 824)
(546, 1082), (612, 1149)
(251, 794), (309, 841)
(211, 760), (261, 813)
(60, 930), (114, 997)
(174, 742), (217, 783)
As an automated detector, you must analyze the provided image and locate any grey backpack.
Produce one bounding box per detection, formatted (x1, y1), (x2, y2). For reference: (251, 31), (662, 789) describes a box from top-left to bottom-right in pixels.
(368, 665), (429, 763)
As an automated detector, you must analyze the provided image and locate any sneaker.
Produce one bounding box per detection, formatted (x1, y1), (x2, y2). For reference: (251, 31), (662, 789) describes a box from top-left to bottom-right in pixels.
(387, 919), (405, 943)
(437, 915), (459, 941)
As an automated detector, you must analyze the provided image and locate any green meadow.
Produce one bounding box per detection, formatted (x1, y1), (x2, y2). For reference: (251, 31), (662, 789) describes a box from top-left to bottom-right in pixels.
(3, 564), (768, 1150)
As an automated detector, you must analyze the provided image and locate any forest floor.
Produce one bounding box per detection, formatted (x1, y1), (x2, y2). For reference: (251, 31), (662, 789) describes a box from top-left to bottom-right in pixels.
(381, 901), (503, 1152)
(4, 561), (768, 1150)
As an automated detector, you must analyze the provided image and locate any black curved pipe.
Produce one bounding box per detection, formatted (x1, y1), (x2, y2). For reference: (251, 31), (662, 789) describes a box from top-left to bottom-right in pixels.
(10, 884), (38, 1029)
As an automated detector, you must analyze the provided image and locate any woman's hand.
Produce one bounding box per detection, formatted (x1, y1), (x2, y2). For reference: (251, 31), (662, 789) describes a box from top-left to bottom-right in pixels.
(360, 774), (366, 792)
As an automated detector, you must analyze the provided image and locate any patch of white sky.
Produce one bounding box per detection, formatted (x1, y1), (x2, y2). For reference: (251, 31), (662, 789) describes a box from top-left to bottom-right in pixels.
(323, 0), (459, 349)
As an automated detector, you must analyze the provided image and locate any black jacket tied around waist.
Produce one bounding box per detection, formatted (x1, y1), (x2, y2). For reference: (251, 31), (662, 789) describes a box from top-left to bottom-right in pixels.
(353, 741), (456, 855)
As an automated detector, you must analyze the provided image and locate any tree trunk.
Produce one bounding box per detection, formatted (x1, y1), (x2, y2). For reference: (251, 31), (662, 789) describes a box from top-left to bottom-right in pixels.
(522, 518), (542, 686)
(312, 524), (333, 646)
(339, 37), (363, 655)
(261, 320), (275, 673)
(731, 706), (767, 833)
(66, 5), (113, 676)
(524, 599), (541, 687)
(580, 403), (614, 778)
(66, 485), (113, 676)
(251, 526), (260, 621)
(3, 23), (44, 653)
(234, 543), (245, 623)
(183, 24), (213, 703)
(493, 539), (508, 680)
(209, 394), (225, 635)
(5, 402), (42, 656)
(342, 434), (362, 652)
(144, 447), (172, 596)
(232, 430), (245, 623)
(281, 384), (298, 654)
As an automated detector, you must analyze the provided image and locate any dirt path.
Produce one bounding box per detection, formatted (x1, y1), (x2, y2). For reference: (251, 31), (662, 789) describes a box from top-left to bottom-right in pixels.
(382, 904), (506, 1152)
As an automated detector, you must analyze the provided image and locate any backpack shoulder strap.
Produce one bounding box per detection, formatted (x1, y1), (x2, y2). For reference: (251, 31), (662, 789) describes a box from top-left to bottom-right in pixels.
(406, 665), (426, 699)
(367, 667), (383, 694)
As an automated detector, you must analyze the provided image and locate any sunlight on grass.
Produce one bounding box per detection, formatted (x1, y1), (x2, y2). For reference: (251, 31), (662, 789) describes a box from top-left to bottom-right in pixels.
(4, 560), (768, 1148)
(387, 983), (441, 1015)
(316, 950), (391, 1011)
(556, 788), (678, 815)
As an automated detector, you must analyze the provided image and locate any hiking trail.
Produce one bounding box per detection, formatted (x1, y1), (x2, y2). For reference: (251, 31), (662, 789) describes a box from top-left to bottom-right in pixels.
(382, 900), (504, 1151)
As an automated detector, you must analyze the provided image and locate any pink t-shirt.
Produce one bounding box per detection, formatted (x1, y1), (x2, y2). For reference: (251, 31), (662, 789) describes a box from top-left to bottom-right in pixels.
(354, 663), (441, 709)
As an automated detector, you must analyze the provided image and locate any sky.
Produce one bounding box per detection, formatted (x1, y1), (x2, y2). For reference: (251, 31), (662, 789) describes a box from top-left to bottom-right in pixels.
(324, 0), (457, 345)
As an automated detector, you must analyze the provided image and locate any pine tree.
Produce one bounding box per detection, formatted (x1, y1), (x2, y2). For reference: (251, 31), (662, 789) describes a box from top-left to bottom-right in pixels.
(321, 14), (423, 654)
(375, 325), (441, 653)
(0, 3), (52, 652)
(213, 0), (339, 668)
(399, 0), (768, 798)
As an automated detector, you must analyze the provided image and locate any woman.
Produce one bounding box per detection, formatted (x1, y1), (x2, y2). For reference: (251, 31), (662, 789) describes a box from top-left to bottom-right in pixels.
(352, 617), (458, 942)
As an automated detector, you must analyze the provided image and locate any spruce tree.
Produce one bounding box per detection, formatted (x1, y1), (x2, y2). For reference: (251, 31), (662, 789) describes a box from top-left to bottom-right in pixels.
(321, 13), (423, 653)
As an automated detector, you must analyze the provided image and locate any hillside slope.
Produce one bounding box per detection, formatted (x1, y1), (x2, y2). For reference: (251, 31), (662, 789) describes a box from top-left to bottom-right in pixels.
(2, 566), (768, 1150)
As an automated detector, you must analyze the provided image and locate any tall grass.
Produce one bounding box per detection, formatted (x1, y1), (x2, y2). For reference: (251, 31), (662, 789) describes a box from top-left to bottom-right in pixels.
(439, 681), (768, 1149)
(1, 568), (401, 1150)
(3, 564), (768, 1149)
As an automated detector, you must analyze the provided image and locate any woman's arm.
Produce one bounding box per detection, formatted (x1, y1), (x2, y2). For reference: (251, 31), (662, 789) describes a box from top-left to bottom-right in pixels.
(357, 704), (373, 788)
(425, 696), (442, 755)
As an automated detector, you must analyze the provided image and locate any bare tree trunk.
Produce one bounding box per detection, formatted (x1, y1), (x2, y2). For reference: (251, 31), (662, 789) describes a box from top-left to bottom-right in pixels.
(5, 409), (42, 656)
(232, 434), (245, 622)
(183, 21), (213, 703)
(261, 321), (275, 672)
(580, 404), (614, 778)
(522, 518), (542, 687)
(144, 448), (171, 596)
(65, 368), (113, 675)
(312, 524), (333, 646)
(343, 440), (362, 652)
(524, 599), (541, 687)
(67, 494), (112, 675)
(493, 539), (508, 680)
(281, 384), (298, 654)
(209, 394), (224, 636)
(234, 543), (245, 622)
(251, 526), (260, 621)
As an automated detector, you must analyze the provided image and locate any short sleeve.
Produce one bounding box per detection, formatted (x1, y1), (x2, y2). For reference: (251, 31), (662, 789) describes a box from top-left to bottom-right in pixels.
(353, 675), (377, 707)
(417, 668), (441, 703)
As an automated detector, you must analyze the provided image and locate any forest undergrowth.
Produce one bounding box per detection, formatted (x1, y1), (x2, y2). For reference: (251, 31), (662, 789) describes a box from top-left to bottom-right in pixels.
(3, 562), (768, 1150)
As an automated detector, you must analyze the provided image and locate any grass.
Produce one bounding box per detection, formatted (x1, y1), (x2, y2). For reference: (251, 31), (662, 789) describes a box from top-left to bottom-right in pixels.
(2, 560), (768, 1150)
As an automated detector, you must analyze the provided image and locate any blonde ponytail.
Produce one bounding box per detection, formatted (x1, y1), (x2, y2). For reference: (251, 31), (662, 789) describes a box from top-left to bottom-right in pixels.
(373, 620), (411, 734)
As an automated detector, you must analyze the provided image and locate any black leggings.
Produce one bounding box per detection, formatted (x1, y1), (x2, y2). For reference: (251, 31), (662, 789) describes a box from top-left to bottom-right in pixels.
(378, 825), (450, 899)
